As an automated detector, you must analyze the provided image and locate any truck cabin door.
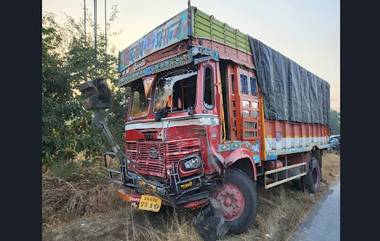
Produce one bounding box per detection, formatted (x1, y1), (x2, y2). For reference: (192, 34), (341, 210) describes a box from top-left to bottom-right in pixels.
(237, 68), (261, 161)
(200, 62), (218, 115)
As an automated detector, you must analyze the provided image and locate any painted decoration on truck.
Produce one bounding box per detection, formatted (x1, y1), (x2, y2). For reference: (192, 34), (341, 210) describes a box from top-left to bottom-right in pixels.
(190, 46), (219, 59)
(265, 136), (330, 159)
(118, 46), (221, 87)
(191, 46), (220, 65)
(217, 141), (261, 163)
(118, 53), (192, 87)
(217, 140), (259, 153)
(118, 9), (190, 72)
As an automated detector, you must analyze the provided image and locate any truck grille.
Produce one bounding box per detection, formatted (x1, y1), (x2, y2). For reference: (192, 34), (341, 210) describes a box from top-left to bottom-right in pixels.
(125, 138), (201, 178)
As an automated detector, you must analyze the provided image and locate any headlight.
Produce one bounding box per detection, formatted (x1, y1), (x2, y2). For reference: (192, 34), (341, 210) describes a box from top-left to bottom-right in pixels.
(182, 155), (202, 170)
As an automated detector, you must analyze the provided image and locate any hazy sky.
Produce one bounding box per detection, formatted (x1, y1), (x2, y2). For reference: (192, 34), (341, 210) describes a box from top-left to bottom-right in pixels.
(43, 0), (340, 111)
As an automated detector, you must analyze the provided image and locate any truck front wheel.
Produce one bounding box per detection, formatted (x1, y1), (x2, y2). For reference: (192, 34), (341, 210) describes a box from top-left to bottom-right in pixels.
(214, 168), (258, 234)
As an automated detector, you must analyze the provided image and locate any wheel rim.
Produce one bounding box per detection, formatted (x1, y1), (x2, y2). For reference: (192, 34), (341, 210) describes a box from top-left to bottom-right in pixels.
(214, 183), (245, 221)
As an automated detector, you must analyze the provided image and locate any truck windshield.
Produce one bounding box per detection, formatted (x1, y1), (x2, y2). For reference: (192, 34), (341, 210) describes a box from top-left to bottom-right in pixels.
(154, 70), (197, 113)
(128, 80), (149, 117)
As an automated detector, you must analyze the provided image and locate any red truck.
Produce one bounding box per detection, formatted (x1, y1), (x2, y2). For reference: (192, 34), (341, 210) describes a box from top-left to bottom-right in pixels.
(80, 4), (330, 237)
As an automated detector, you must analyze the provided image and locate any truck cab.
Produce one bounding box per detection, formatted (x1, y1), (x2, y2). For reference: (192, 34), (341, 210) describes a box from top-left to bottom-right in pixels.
(123, 57), (261, 175)
(113, 37), (262, 232)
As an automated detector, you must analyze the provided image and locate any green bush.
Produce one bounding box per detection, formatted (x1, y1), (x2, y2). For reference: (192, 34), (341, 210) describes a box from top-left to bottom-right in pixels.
(329, 110), (340, 135)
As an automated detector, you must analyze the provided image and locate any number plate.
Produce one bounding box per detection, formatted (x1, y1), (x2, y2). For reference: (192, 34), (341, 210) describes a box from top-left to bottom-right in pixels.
(138, 195), (162, 212)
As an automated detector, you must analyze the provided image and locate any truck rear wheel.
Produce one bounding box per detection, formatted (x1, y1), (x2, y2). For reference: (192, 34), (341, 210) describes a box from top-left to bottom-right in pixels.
(305, 156), (321, 193)
(214, 168), (258, 234)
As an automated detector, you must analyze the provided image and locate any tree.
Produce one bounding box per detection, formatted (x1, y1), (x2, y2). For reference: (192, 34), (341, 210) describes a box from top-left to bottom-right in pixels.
(329, 110), (340, 135)
(42, 9), (124, 167)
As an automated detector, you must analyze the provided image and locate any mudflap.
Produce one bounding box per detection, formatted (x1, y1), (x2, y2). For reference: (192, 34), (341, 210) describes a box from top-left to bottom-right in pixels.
(193, 198), (229, 241)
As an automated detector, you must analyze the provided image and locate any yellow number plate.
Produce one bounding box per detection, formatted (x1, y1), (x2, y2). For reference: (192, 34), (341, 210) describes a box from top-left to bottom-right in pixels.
(138, 195), (162, 212)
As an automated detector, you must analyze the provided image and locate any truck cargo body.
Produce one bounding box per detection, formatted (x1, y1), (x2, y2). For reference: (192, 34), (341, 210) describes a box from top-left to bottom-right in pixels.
(107, 5), (330, 232)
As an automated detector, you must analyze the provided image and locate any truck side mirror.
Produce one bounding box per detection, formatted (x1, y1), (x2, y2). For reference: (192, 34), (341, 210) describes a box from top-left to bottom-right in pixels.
(79, 77), (112, 110)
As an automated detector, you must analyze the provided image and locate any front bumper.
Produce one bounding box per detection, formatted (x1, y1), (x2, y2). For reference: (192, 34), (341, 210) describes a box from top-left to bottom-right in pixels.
(117, 188), (210, 209)
(117, 189), (141, 202)
(104, 151), (216, 209)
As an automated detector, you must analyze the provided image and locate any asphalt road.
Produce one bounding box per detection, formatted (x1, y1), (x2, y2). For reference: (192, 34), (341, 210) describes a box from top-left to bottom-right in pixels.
(290, 181), (340, 241)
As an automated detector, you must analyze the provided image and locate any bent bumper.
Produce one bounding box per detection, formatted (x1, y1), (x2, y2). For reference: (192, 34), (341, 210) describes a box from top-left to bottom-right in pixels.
(117, 189), (141, 202)
(117, 186), (210, 210)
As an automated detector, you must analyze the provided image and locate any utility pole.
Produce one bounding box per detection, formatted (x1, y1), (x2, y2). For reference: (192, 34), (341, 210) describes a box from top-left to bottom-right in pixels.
(94, 0), (98, 68)
(83, 0), (87, 43)
(104, 0), (107, 74)
(83, 0), (87, 80)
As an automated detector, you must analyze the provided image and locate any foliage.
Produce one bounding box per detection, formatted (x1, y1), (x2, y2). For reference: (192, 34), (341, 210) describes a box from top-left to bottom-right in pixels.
(329, 110), (340, 135)
(42, 10), (125, 167)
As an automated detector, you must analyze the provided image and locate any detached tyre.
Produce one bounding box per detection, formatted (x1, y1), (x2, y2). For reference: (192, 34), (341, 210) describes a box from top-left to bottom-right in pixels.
(214, 168), (258, 234)
(305, 156), (321, 193)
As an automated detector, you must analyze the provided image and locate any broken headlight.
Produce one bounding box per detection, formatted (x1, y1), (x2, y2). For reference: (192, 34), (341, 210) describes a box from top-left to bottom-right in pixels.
(182, 155), (202, 171)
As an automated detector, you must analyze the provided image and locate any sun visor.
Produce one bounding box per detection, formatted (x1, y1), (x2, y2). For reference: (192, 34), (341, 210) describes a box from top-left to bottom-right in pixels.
(143, 75), (156, 97)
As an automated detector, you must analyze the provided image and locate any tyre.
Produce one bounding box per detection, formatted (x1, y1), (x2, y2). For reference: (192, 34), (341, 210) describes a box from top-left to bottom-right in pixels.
(305, 156), (321, 193)
(214, 168), (258, 234)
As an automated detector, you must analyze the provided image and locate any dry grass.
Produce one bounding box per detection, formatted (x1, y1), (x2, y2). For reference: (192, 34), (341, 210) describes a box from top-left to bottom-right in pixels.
(43, 205), (203, 241)
(42, 165), (125, 228)
(321, 151), (340, 184)
(43, 152), (340, 241)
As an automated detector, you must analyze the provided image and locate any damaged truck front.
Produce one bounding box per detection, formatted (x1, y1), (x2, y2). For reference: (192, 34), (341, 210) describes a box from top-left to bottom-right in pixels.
(80, 4), (331, 237)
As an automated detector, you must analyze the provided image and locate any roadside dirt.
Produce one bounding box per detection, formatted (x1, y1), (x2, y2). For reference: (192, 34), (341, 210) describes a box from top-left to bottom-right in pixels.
(43, 152), (340, 241)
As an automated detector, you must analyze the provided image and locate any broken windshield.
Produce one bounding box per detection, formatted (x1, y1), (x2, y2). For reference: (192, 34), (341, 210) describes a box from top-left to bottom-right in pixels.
(153, 70), (198, 113)
(127, 80), (149, 117)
